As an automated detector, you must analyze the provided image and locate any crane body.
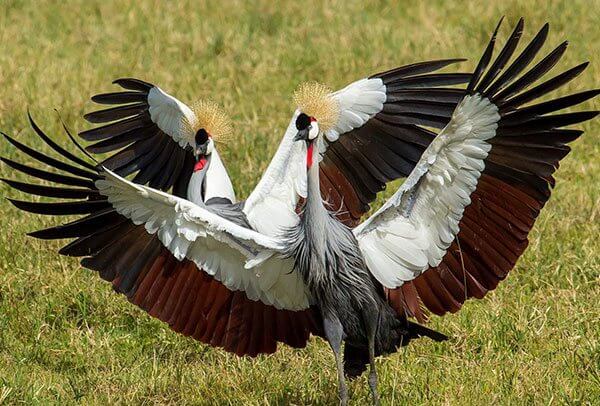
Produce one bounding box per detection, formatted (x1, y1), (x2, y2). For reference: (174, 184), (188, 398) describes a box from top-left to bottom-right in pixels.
(285, 142), (445, 403)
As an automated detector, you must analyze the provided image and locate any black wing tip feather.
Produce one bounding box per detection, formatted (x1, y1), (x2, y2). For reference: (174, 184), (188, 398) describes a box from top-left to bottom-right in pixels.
(3, 118), (100, 180)
(471, 17), (587, 106)
(1, 132), (29, 153)
(26, 109), (35, 125)
(372, 58), (469, 82)
(7, 198), (34, 212)
(585, 110), (600, 120)
(26, 110), (51, 141)
(467, 16), (505, 93)
(112, 77), (150, 85)
(492, 16), (505, 40)
(555, 40), (570, 56)
(26, 111), (44, 137)
(1, 130), (15, 142)
(1, 178), (26, 189)
(27, 229), (62, 240)
(5, 198), (109, 215)
(507, 17), (524, 39)
(112, 78), (154, 92)
(57, 111), (98, 164)
(90, 91), (148, 105)
(434, 58), (468, 64)
(475, 18), (525, 93)
(82, 111), (97, 122)
(83, 103), (148, 124)
(28, 110), (96, 167)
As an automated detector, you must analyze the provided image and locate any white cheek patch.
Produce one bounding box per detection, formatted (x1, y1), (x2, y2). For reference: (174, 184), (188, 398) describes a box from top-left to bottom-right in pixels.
(308, 122), (319, 140)
(206, 138), (215, 154)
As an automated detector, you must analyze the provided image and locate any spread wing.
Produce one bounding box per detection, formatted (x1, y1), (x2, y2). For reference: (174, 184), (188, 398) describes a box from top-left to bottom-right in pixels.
(80, 78), (235, 202)
(96, 168), (310, 311)
(354, 19), (598, 320)
(2, 120), (320, 356)
(243, 59), (471, 235)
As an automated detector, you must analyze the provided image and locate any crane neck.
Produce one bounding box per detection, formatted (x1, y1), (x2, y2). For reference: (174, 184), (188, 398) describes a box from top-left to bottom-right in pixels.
(204, 148), (236, 203)
(301, 140), (330, 255)
(305, 141), (322, 207)
(187, 155), (212, 206)
(306, 155), (323, 206)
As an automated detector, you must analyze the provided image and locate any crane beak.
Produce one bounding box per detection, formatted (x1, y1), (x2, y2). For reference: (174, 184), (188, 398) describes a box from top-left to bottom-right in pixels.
(294, 128), (309, 142)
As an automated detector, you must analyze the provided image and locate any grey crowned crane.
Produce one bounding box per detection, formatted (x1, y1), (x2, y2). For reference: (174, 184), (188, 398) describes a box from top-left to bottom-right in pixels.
(288, 18), (598, 403)
(2, 56), (472, 351)
(2, 17), (597, 404)
(80, 80), (237, 204)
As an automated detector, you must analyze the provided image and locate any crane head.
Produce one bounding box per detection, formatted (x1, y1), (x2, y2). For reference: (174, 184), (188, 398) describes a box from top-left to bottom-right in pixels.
(293, 113), (319, 142)
(193, 128), (214, 172)
(294, 113), (319, 168)
(183, 99), (233, 147)
(292, 81), (339, 134)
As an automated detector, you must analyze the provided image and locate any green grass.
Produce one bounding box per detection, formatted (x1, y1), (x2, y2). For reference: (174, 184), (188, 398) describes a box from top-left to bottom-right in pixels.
(0, 0), (599, 404)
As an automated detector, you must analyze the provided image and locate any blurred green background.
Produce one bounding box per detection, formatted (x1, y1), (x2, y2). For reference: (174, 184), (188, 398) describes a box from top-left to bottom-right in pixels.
(0, 0), (598, 404)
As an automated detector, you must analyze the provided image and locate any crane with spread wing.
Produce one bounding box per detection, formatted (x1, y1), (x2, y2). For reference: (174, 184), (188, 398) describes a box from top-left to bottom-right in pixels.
(2, 17), (598, 405)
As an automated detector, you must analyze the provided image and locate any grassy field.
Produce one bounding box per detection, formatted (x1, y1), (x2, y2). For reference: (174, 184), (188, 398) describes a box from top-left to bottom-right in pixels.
(0, 0), (599, 404)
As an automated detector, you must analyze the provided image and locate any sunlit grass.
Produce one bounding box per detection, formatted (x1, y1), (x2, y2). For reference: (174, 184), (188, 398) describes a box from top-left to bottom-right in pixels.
(0, 0), (598, 404)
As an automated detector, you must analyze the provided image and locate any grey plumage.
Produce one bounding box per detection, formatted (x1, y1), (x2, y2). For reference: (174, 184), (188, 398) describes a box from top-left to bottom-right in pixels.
(283, 152), (444, 401)
(284, 160), (401, 350)
(208, 199), (250, 228)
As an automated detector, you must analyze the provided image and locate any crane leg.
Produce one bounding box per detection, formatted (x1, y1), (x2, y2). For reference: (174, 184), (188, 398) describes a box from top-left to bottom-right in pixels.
(365, 309), (381, 405)
(323, 315), (348, 406)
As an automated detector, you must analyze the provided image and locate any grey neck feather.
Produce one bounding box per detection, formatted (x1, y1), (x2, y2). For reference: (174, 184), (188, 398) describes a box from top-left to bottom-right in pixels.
(303, 154), (330, 268)
(285, 140), (373, 306)
(287, 140), (404, 354)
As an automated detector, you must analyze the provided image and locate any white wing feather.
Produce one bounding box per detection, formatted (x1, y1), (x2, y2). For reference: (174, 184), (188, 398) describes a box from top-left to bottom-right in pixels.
(96, 169), (311, 310)
(243, 112), (307, 236)
(147, 86), (196, 148)
(244, 77), (387, 236)
(325, 78), (386, 142)
(354, 94), (500, 288)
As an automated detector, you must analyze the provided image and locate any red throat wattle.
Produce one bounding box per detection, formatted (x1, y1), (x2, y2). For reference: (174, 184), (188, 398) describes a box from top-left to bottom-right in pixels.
(306, 117), (316, 168)
(306, 143), (314, 168)
(194, 157), (207, 172)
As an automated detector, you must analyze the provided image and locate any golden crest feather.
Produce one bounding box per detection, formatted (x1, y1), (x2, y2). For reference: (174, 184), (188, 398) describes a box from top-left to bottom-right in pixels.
(293, 82), (340, 132)
(183, 99), (233, 144)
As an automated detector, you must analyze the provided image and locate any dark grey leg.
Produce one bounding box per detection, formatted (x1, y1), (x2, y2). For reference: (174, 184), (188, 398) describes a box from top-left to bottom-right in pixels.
(365, 310), (381, 405)
(323, 315), (348, 406)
